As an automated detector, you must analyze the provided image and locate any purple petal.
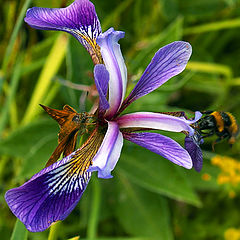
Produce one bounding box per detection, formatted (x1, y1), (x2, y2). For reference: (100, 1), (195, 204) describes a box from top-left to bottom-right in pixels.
(121, 41), (192, 110)
(123, 132), (192, 169)
(24, 0), (102, 64)
(5, 152), (90, 232)
(96, 28), (127, 119)
(88, 121), (123, 178)
(185, 133), (203, 172)
(117, 112), (198, 135)
(94, 64), (110, 114)
(5, 127), (105, 232)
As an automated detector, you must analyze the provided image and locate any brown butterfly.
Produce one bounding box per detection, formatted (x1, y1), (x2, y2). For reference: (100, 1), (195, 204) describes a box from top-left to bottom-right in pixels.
(40, 104), (96, 167)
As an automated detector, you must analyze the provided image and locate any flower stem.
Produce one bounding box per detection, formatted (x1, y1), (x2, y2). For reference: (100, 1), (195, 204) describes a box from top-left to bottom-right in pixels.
(48, 221), (61, 240)
(86, 175), (101, 239)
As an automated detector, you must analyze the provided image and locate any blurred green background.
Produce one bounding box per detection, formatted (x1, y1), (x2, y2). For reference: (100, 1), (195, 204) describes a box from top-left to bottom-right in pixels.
(1, 0), (240, 239)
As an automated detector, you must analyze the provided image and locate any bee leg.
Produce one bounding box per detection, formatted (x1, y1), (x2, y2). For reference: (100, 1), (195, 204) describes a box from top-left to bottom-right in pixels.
(212, 141), (217, 151)
(211, 137), (223, 151)
(228, 136), (236, 146)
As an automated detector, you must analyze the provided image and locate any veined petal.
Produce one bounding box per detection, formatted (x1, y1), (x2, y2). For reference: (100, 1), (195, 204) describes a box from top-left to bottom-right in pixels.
(123, 132), (192, 169)
(185, 132), (203, 172)
(96, 28), (127, 119)
(94, 64), (110, 115)
(5, 128), (104, 232)
(120, 41), (192, 111)
(24, 0), (102, 64)
(88, 121), (123, 178)
(117, 112), (200, 135)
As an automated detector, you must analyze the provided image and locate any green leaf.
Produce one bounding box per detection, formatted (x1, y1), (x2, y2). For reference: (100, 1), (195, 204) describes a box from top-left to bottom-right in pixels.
(161, 0), (179, 20)
(80, 238), (153, 240)
(186, 157), (220, 191)
(115, 173), (174, 240)
(10, 219), (28, 240)
(0, 119), (58, 178)
(119, 143), (201, 206)
(129, 16), (183, 72)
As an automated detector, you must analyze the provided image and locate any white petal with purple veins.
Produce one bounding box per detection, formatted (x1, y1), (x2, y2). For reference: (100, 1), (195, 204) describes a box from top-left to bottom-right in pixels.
(88, 121), (123, 178)
(117, 112), (198, 134)
(97, 28), (127, 119)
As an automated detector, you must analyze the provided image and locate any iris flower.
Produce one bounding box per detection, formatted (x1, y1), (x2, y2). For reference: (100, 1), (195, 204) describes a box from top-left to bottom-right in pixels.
(5, 0), (202, 232)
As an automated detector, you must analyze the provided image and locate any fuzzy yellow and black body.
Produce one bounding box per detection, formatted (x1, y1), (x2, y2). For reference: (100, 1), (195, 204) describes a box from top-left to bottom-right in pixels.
(195, 111), (239, 147)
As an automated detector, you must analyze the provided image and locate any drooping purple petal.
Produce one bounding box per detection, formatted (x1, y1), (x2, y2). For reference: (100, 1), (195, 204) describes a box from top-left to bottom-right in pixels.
(123, 132), (192, 169)
(5, 152), (91, 232)
(94, 64), (110, 114)
(117, 112), (201, 135)
(96, 28), (127, 119)
(88, 121), (123, 178)
(120, 41), (192, 112)
(185, 132), (203, 172)
(24, 0), (102, 64)
(5, 128), (105, 232)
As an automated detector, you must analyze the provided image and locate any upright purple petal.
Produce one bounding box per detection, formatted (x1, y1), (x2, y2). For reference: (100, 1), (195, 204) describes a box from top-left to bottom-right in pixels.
(117, 112), (200, 135)
(123, 132), (192, 169)
(24, 0), (102, 64)
(5, 152), (91, 232)
(120, 41), (192, 112)
(94, 64), (110, 114)
(185, 132), (203, 172)
(88, 121), (123, 178)
(96, 28), (127, 119)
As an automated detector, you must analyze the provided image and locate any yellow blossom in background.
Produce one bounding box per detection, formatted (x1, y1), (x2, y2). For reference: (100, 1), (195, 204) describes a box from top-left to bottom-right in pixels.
(201, 173), (211, 181)
(211, 155), (240, 186)
(224, 228), (240, 240)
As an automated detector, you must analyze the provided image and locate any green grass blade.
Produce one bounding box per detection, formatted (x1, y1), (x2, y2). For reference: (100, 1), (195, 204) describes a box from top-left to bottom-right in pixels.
(22, 34), (68, 124)
(0, 57), (22, 135)
(184, 18), (240, 35)
(0, 71), (3, 96)
(10, 219), (28, 240)
(186, 61), (232, 78)
(2, 0), (32, 72)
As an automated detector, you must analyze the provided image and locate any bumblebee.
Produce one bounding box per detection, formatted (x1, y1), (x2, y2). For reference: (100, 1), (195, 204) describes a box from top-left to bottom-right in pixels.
(195, 111), (239, 148)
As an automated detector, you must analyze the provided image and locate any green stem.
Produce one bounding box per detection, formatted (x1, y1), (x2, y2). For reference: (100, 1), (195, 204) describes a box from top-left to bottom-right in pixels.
(2, 0), (32, 72)
(87, 175), (101, 239)
(48, 221), (61, 240)
(10, 219), (28, 240)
